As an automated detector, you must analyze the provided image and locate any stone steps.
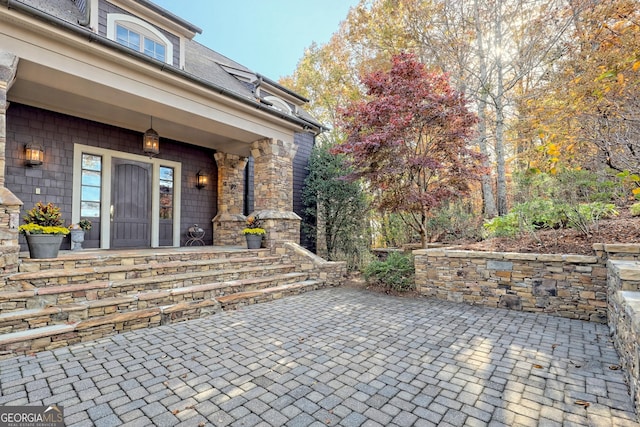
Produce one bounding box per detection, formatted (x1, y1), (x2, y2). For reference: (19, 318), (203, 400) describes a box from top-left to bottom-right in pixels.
(4, 254), (279, 292)
(0, 246), (342, 358)
(16, 247), (271, 272)
(0, 279), (324, 357)
(0, 272), (309, 329)
(0, 263), (297, 313)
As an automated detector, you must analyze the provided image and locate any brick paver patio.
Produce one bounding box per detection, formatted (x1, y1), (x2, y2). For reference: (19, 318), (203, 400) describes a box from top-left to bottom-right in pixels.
(0, 287), (636, 426)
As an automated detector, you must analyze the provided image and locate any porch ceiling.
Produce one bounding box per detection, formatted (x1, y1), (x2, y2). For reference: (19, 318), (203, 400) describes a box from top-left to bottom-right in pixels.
(8, 61), (270, 157)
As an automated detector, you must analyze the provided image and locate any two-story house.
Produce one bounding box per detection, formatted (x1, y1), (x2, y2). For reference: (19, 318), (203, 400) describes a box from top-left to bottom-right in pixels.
(0, 0), (322, 272)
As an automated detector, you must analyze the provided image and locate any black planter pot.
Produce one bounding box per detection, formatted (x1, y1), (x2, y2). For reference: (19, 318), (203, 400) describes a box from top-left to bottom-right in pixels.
(245, 234), (263, 249)
(25, 234), (65, 259)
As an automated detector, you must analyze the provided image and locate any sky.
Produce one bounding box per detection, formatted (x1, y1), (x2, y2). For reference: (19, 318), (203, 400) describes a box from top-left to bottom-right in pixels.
(152, 1), (360, 80)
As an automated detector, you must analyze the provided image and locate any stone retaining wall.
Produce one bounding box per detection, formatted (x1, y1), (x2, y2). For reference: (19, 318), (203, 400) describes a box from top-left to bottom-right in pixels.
(414, 244), (640, 324)
(415, 248), (608, 322)
(277, 241), (347, 287)
(607, 260), (640, 418)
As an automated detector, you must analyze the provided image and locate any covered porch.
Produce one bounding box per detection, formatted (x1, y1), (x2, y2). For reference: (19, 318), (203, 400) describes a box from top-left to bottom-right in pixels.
(0, 2), (318, 275)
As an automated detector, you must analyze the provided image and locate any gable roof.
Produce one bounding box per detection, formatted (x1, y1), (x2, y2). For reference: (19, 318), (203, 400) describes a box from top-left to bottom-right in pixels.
(9, 0), (323, 132)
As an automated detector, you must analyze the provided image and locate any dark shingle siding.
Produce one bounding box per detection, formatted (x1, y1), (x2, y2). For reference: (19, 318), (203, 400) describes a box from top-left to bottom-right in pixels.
(7, 104), (218, 250)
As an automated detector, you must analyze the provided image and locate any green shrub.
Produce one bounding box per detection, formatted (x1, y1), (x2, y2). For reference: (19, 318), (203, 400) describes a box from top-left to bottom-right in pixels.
(631, 203), (640, 217)
(363, 251), (415, 292)
(563, 202), (618, 235)
(483, 213), (520, 238)
(511, 199), (568, 229)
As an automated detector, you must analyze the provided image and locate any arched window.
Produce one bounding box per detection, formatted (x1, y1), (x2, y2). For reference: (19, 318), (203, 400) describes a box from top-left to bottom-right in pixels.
(107, 14), (173, 64)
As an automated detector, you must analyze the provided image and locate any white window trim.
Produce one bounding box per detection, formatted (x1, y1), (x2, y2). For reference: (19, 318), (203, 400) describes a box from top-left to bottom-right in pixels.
(107, 13), (173, 65)
(72, 144), (182, 248)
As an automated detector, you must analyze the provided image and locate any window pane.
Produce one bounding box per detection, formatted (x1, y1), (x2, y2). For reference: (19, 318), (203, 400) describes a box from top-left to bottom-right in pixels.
(82, 155), (102, 172)
(159, 166), (173, 220)
(160, 206), (173, 220)
(116, 25), (128, 44)
(82, 170), (101, 186)
(116, 25), (140, 50)
(144, 38), (166, 61)
(81, 186), (101, 202)
(160, 167), (173, 181)
(144, 38), (154, 55)
(81, 154), (101, 219)
(155, 44), (166, 61)
(81, 201), (100, 218)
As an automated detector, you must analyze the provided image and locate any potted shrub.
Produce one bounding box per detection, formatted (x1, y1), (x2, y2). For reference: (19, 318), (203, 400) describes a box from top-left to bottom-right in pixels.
(242, 215), (266, 249)
(68, 219), (92, 250)
(19, 202), (70, 259)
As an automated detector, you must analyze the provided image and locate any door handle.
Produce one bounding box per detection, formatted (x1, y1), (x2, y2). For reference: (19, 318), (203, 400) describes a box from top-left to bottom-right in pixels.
(110, 205), (114, 222)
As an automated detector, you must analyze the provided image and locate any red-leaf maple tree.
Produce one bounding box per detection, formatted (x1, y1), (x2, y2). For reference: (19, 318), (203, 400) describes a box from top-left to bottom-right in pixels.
(334, 53), (485, 248)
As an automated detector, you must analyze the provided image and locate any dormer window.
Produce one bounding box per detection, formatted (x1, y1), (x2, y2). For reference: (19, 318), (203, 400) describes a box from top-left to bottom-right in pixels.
(107, 14), (173, 65)
(263, 96), (292, 115)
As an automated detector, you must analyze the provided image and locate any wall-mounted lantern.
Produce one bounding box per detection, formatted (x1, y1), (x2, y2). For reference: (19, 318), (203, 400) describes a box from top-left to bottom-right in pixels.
(196, 171), (208, 189)
(25, 143), (44, 166)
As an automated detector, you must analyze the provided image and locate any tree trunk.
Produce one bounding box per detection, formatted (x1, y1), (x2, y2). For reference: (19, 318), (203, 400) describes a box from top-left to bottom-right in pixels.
(474, 0), (497, 218)
(494, 0), (508, 216)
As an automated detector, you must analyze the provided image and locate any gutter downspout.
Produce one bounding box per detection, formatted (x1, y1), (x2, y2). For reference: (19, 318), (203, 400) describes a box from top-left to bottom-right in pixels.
(1, 0), (321, 133)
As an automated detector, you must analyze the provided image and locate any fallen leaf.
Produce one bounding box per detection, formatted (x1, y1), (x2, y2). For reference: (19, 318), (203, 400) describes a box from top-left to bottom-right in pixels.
(552, 344), (558, 349)
(198, 423), (205, 427)
(533, 364), (543, 369)
(609, 365), (621, 370)
(172, 409), (180, 415)
(575, 400), (590, 408)
(181, 374), (187, 378)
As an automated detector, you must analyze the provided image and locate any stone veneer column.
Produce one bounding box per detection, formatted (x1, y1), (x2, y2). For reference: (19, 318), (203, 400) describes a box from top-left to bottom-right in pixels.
(251, 138), (301, 246)
(212, 152), (248, 246)
(0, 52), (23, 276)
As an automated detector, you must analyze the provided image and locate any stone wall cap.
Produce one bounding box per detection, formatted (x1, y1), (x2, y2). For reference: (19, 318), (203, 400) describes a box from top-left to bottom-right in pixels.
(604, 244), (640, 254)
(445, 250), (503, 259)
(618, 267), (640, 282)
(503, 252), (539, 261)
(608, 260), (640, 269)
(563, 255), (598, 264)
(253, 210), (301, 220)
(0, 187), (23, 206)
(536, 254), (564, 262)
(212, 213), (246, 222)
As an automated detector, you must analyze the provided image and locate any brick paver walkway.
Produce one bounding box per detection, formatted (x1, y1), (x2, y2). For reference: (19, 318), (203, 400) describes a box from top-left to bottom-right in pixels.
(0, 288), (636, 426)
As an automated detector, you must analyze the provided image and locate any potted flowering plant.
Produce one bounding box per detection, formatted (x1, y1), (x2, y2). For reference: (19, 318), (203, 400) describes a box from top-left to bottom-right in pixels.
(19, 202), (69, 259)
(68, 219), (92, 250)
(242, 215), (265, 249)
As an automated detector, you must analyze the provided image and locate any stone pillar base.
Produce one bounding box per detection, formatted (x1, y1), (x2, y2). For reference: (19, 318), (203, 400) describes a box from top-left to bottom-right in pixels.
(252, 210), (301, 248)
(212, 213), (246, 246)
